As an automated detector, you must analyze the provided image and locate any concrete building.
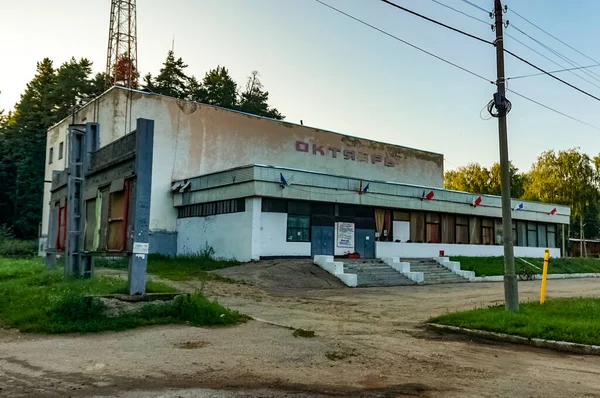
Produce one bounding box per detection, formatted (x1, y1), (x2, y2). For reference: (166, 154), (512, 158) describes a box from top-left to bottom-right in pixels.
(41, 87), (570, 262)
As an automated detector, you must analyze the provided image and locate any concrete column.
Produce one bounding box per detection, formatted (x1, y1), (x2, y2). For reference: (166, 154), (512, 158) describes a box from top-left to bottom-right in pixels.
(248, 197), (262, 261)
(128, 119), (154, 295)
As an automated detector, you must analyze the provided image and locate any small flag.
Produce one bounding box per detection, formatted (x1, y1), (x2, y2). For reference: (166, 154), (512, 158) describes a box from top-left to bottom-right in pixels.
(514, 203), (524, 211)
(550, 207), (557, 215)
(280, 173), (287, 187)
(473, 196), (482, 207)
(421, 190), (435, 201)
(363, 183), (370, 193)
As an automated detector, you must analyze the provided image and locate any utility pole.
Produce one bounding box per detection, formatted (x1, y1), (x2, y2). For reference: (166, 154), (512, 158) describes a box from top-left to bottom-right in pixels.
(494, 0), (519, 312)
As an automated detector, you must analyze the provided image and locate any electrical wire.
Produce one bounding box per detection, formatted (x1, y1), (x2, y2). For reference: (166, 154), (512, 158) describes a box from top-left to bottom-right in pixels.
(315, 0), (600, 132)
(509, 8), (600, 80)
(507, 89), (600, 132)
(459, 0), (490, 15)
(430, 0), (491, 26)
(506, 27), (600, 90)
(508, 65), (600, 81)
(427, 0), (600, 88)
(379, 0), (494, 45)
(510, 24), (600, 85)
(504, 48), (600, 103)
(314, 0), (493, 84)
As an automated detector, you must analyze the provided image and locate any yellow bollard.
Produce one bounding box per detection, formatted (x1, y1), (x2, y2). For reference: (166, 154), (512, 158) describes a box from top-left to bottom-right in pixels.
(540, 249), (550, 304)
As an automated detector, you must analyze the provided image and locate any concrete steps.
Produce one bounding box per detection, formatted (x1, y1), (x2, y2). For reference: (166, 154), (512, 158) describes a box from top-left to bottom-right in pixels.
(343, 260), (416, 287)
(405, 260), (469, 284)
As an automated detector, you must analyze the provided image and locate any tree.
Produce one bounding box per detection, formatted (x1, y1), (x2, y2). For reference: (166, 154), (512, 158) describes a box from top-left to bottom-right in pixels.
(185, 75), (206, 102)
(445, 161), (525, 198)
(112, 55), (139, 89)
(238, 71), (284, 119)
(144, 50), (189, 98)
(49, 58), (96, 121)
(201, 66), (238, 110)
(523, 148), (599, 237)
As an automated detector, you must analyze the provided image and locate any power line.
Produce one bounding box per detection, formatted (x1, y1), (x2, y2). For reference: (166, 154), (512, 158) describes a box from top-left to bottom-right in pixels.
(429, 0), (491, 26)
(460, 0), (490, 15)
(508, 89), (600, 132)
(314, 0), (493, 84)
(506, 28), (600, 90)
(378, 0), (494, 46)
(510, 24), (600, 85)
(427, 0), (600, 89)
(508, 65), (600, 81)
(504, 48), (600, 103)
(315, 0), (600, 133)
(509, 8), (600, 78)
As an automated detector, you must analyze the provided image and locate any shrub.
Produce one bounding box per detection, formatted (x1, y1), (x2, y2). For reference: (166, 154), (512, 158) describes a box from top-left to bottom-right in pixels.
(0, 239), (38, 257)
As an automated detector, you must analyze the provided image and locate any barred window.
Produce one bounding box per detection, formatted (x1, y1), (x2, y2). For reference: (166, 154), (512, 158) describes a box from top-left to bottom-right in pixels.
(178, 198), (245, 218)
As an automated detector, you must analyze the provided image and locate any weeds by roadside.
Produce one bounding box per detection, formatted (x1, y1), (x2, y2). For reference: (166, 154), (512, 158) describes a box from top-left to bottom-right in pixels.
(453, 256), (600, 277)
(0, 257), (246, 333)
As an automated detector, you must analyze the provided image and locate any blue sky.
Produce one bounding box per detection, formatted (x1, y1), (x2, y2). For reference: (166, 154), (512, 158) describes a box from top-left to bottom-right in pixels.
(1, 0), (599, 172)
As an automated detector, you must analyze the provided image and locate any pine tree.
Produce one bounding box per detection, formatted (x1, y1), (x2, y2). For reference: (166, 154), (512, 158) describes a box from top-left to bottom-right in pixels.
(238, 71), (284, 119)
(145, 51), (189, 98)
(201, 66), (238, 110)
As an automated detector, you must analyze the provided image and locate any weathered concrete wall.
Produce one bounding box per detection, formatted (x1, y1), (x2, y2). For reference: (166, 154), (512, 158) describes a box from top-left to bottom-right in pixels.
(260, 212), (311, 257)
(43, 88), (444, 249)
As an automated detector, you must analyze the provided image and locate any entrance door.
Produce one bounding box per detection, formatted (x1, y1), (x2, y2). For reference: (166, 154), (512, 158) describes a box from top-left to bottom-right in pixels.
(311, 225), (334, 257)
(355, 229), (375, 259)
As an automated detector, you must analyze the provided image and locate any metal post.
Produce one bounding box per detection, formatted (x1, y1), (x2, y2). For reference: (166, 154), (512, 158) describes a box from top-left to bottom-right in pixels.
(561, 224), (566, 257)
(494, 0), (519, 312)
(580, 214), (584, 258)
(128, 118), (154, 295)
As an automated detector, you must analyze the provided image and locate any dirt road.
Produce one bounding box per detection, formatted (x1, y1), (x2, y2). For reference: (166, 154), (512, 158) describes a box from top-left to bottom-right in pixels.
(2, 260), (600, 397)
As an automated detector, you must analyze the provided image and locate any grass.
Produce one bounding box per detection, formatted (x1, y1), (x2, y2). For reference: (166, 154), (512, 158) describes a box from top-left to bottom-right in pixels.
(0, 239), (38, 257)
(99, 253), (239, 282)
(0, 257), (246, 334)
(452, 256), (600, 277)
(292, 328), (315, 338)
(430, 298), (600, 346)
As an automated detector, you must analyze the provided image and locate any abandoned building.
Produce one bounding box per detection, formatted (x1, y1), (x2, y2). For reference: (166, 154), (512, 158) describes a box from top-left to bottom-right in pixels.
(40, 86), (570, 262)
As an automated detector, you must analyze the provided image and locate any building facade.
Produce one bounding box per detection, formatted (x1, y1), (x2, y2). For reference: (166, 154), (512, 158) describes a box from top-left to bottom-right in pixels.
(41, 87), (570, 261)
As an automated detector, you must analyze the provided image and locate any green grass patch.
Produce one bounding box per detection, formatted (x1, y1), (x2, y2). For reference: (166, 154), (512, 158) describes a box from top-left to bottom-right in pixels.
(452, 256), (600, 277)
(430, 298), (600, 346)
(98, 253), (239, 282)
(0, 257), (245, 333)
(0, 239), (38, 257)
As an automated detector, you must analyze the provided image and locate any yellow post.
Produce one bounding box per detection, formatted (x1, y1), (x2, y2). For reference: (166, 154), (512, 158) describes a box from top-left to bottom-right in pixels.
(540, 249), (550, 304)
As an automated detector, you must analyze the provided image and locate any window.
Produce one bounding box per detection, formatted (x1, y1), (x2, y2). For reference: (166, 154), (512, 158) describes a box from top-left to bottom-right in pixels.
(58, 142), (64, 160)
(469, 217), (481, 244)
(287, 215), (310, 242)
(394, 211), (410, 221)
(547, 224), (557, 248)
(178, 198), (245, 218)
(48, 147), (53, 164)
(456, 216), (469, 244)
(517, 222), (527, 246)
(482, 218), (494, 245)
(425, 213), (441, 243)
(537, 224), (547, 248)
(527, 223), (538, 247)
(441, 215), (455, 243)
(261, 198), (286, 213)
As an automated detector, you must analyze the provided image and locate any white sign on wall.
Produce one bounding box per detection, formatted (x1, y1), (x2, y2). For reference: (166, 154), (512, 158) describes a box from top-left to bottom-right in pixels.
(337, 222), (355, 248)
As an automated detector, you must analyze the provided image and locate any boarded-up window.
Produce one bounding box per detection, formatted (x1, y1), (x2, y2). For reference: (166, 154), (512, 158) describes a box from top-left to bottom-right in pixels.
(56, 204), (67, 251)
(442, 215), (455, 243)
(426, 213), (441, 243)
(456, 216), (469, 244)
(107, 191), (126, 251)
(469, 217), (481, 245)
(84, 199), (97, 251)
(410, 212), (425, 243)
(482, 218), (494, 245)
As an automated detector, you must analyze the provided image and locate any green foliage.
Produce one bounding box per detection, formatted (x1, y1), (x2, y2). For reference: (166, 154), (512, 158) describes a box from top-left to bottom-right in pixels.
(0, 239), (38, 257)
(143, 51), (283, 119)
(430, 298), (600, 346)
(0, 58), (102, 239)
(451, 256), (600, 277)
(0, 257), (245, 333)
(444, 161), (524, 198)
(238, 71), (284, 120)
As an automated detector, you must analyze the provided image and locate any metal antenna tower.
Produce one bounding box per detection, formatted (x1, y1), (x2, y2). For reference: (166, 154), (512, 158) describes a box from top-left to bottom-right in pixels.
(105, 0), (138, 89)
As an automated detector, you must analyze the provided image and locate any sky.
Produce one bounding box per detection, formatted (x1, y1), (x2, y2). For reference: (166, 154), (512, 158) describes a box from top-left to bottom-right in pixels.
(1, 0), (599, 172)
